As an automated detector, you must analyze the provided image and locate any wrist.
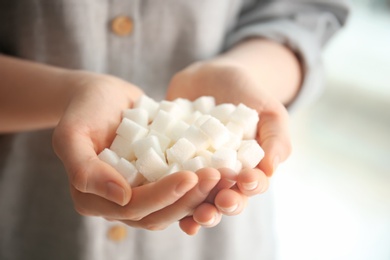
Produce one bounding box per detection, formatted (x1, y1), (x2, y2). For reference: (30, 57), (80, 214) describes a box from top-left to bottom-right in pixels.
(62, 70), (144, 113)
(0, 56), (77, 132)
(215, 38), (302, 105)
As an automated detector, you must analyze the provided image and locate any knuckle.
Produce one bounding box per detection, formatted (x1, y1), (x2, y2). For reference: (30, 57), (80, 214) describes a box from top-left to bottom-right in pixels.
(52, 125), (74, 157)
(71, 189), (95, 217)
(121, 208), (143, 221)
(74, 204), (92, 217)
(70, 166), (89, 192)
(142, 220), (167, 231)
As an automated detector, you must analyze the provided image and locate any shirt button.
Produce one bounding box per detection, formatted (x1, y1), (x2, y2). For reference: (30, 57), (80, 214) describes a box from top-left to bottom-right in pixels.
(111, 15), (133, 36)
(107, 225), (128, 242)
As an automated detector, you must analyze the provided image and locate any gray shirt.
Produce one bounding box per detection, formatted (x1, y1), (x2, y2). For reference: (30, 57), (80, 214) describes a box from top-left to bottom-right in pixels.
(0, 1), (349, 259)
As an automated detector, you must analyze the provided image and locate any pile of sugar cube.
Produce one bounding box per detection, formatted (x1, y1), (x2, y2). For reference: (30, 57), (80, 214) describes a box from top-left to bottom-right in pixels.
(98, 95), (264, 187)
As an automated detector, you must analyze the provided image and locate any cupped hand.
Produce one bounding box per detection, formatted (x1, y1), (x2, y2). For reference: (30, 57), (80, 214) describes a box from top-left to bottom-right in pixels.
(167, 60), (292, 175)
(53, 71), (143, 206)
(166, 60), (292, 234)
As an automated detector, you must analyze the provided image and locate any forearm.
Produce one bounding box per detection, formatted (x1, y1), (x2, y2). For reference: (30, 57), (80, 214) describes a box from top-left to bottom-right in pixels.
(217, 38), (302, 106)
(0, 55), (73, 132)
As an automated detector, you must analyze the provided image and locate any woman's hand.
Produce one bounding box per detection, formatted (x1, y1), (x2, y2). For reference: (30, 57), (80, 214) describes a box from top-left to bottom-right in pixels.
(167, 59), (292, 175)
(167, 56), (293, 234)
(53, 71), (144, 206)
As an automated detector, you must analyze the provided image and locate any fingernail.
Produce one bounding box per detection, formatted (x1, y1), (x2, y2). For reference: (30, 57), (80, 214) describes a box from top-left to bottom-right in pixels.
(106, 182), (125, 205)
(201, 214), (216, 226)
(273, 156), (280, 173)
(188, 225), (201, 236)
(242, 181), (258, 191)
(220, 204), (238, 213)
(224, 178), (237, 188)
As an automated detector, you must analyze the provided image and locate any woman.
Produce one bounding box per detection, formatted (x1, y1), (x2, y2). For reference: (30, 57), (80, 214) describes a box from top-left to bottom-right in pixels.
(0, 1), (349, 259)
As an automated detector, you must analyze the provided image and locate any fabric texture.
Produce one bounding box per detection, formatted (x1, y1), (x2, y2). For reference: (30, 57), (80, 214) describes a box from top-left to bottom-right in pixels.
(0, 0), (349, 259)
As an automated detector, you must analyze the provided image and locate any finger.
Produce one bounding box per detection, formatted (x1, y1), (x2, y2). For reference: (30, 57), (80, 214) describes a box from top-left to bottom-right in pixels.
(193, 203), (222, 227)
(71, 171), (198, 221)
(124, 168), (220, 230)
(236, 168), (269, 196)
(204, 168), (237, 204)
(179, 217), (201, 235)
(257, 107), (292, 176)
(214, 188), (248, 216)
(53, 127), (131, 206)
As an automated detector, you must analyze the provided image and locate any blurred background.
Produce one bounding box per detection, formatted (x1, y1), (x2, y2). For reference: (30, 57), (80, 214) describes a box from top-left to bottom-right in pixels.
(273, 0), (390, 259)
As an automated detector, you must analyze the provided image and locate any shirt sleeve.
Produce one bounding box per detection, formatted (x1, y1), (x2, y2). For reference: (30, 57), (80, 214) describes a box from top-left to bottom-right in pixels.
(224, 0), (350, 111)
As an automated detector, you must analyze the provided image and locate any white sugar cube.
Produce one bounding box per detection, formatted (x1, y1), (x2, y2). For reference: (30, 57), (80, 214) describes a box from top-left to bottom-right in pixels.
(173, 98), (193, 116)
(221, 132), (241, 150)
(193, 96), (215, 114)
(134, 95), (159, 122)
(182, 156), (207, 172)
(136, 148), (169, 182)
(105, 95), (266, 186)
(237, 140), (264, 168)
(183, 125), (210, 151)
(110, 135), (135, 161)
(166, 138), (196, 164)
(159, 100), (185, 119)
(242, 123), (258, 140)
(122, 108), (149, 127)
(147, 130), (172, 151)
(115, 158), (145, 187)
(234, 160), (243, 173)
(230, 103), (258, 124)
(98, 148), (120, 167)
(210, 103), (236, 123)
(196, 149), (213, 166)
(116, 118), (149, 143)
(131, 135), (165, 161)
(149, 110), (176, 135)
(166, 119), (189, 142)
(211, 148), (237, 170)
(199, 117), (230, 149)
(193, 114), (213, 128)
(226, 122), (244, 139)
(184, 111), (203, 125)
(229, 103), (259, 139)
(165, 163), (182, 175)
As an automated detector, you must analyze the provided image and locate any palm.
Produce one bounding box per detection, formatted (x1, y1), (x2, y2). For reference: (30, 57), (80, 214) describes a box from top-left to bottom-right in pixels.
(167, 61), (291, 176)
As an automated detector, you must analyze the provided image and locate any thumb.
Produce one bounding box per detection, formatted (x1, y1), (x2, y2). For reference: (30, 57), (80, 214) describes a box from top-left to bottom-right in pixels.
(257, 109), (292, 176)
(53, 127), (131, 206)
